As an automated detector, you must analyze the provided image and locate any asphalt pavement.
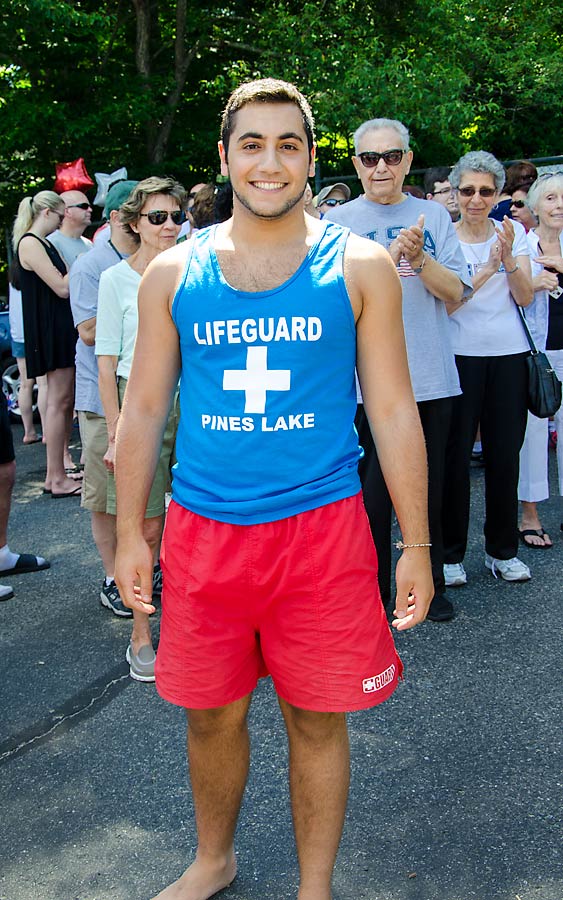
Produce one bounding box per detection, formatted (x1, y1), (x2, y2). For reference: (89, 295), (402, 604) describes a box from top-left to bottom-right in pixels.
(1, 423), (562, 900)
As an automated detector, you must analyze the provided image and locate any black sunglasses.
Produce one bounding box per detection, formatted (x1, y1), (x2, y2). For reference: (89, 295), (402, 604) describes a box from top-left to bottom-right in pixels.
(323, 197), (347, 207)
(357, 149), (405, 168)
(139, 210), (186, 226)
(458, 186), (496, 198)
(510, 199), (527, 208)
(432, 187), (454, 196)
(66, 202), (92, 210)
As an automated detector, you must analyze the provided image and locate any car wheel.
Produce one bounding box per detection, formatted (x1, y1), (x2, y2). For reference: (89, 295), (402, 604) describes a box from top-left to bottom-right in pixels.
(2, 361), (39, 422)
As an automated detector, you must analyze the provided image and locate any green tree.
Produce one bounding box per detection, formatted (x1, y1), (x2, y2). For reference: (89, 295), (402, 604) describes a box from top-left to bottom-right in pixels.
(1, 0), (562, 272)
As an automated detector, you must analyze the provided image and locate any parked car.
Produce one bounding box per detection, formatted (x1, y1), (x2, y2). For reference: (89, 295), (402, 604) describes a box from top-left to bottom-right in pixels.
(0, 308), (38, 421)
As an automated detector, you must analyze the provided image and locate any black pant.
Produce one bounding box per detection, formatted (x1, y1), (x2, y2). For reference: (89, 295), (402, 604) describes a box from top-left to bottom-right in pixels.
(355, 396), (452, 608)
(442, 353), (529, 562)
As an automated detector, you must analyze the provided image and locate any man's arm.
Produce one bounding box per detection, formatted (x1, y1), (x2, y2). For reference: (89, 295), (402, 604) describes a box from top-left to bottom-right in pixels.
(69, 263), (100, 345)
(114, 248), (183, 613)
(97, 354), (120, 470)
(346, 234), (433, 630)
(77, 317), (96, 346)
(389, 214), (464, 305)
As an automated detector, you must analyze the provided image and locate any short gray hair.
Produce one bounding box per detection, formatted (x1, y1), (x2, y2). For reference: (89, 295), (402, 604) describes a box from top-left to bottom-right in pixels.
(353, 118), (410, 155)
(450, 151), (505, 192)
(526, 173), (563, 215)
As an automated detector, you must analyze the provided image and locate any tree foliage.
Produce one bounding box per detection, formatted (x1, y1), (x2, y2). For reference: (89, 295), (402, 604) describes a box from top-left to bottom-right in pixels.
(1, 0), (562, 269)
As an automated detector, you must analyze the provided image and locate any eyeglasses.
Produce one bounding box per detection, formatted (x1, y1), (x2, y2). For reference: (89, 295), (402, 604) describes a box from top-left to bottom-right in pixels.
(432, 187), (455, 196)
(322, 197), (347, 207)
(66, 202), (92, 210)
(458, 186), (497, 198)
(510, 199), (527, 208)
(357, 149), (405, 168)
(139, 210), (186, 226)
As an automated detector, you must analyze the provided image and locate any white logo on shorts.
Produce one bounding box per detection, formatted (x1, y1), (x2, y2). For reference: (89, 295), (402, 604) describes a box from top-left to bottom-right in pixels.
(362, 664), (396, 694)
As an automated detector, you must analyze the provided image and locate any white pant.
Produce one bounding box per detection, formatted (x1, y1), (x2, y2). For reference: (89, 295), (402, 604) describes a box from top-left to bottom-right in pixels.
(518, 348), (563, 501)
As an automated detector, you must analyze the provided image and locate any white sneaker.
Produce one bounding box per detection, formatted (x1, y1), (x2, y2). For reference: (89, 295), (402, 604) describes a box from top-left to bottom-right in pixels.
(0, 584), (14, 601)
(443, 563), (467, 586)
(485, 554), (531, 582)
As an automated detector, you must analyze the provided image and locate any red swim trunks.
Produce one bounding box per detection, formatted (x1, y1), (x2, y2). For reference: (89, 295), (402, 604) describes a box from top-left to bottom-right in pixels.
(156, 492), (402, 712)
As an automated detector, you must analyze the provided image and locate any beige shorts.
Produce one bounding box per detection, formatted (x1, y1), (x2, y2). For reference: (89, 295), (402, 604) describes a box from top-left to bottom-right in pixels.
(106, 378), (179, 518)
(78, 411), (110, 513)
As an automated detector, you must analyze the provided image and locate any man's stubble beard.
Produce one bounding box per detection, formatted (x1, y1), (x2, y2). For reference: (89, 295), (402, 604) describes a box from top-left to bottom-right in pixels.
(231, 180), (308, 220)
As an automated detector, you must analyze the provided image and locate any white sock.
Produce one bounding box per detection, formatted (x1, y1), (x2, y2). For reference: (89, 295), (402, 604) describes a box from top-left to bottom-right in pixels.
(0, 545), (20, 571)
(105, 576), (115, 586)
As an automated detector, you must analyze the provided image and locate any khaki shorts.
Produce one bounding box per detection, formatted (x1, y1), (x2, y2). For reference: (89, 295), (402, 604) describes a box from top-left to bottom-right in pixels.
(78, 411), (109, 513)
(106, 378), (179, 518)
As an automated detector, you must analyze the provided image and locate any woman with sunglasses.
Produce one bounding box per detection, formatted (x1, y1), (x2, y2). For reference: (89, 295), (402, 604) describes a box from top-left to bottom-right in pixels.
(510, 189), (537, 233)
(518, 173), (563, 547)
(442, 151), (534, 584)
(12, 190), (80, 497)
(96, 176), (186, 682)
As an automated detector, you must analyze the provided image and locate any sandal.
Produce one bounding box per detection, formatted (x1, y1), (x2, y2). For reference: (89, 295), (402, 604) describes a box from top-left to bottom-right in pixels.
(518, 528), (553, 549)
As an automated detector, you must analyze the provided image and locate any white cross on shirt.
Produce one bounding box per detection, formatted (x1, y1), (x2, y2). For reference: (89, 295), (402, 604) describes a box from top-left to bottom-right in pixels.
(223, 346), (291, 414)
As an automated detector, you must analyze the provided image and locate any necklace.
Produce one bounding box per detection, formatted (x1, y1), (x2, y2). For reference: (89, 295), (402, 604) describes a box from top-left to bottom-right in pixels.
(457, 222), (496, 268)
(108, 238), (125, 261)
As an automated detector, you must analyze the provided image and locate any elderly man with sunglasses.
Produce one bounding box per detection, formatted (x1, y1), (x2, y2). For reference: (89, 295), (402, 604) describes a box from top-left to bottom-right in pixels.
(325, 117), (471, 623)
(49, 190), (93, 267)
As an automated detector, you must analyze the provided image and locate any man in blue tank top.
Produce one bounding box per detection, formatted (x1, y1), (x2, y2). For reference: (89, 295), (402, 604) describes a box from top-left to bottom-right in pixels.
(114, 79), (433, 900)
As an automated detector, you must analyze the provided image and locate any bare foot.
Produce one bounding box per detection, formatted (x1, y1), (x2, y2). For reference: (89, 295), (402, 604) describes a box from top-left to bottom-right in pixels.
(151, 853), (237, 900)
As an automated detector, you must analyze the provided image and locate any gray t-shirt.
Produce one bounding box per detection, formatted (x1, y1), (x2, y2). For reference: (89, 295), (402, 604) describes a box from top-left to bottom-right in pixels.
(69, 239), (126, 415)
(326, 194), (469, 402)
(49, 231), (92, 269)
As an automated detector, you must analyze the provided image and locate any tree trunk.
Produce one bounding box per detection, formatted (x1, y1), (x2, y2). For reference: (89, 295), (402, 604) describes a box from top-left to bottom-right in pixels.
(150, 0), (197, 164)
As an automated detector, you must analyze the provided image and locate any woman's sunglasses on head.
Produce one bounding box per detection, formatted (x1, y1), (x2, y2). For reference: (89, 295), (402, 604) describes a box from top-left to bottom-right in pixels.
(140, 210), (187, 226)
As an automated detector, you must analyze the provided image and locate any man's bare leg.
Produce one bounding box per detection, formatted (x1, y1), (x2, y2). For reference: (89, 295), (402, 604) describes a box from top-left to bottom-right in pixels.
(152, 694), (252, 900)
(279, 699), (350, 900)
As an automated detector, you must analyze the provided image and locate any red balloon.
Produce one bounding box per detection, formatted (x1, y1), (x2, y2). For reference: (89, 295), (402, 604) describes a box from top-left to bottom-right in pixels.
(53, 158), (94, 193)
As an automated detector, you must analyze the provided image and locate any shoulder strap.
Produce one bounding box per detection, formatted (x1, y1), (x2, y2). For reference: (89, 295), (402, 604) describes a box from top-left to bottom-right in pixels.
(516, 305), (538, 353)
(19, 232), (51, 251)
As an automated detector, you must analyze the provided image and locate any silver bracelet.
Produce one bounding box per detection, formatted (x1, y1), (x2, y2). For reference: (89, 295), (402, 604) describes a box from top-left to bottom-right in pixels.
(505, 263), (520, 275)
(395, 540), (432, 550)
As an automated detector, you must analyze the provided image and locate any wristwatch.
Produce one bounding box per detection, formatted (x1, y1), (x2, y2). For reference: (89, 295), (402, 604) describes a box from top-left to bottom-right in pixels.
(412, 254), (426, 274)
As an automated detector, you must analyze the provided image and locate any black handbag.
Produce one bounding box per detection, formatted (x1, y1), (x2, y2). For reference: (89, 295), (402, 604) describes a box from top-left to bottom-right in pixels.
(517, 307), (562, 418)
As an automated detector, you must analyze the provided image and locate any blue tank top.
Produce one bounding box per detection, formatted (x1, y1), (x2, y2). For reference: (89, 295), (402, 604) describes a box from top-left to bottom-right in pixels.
(171, 221), (361, 524)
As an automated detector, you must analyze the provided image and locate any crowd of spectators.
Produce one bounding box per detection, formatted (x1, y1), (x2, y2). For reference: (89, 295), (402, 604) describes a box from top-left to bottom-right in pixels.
(3, 129), (562, 673)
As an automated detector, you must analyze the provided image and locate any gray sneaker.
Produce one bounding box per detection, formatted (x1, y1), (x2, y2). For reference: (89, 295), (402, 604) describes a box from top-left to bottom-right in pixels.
(485, 554), (531, 582)
(100, 579), (133, 618)
(443, 562), (467, 586)
(126, 643), (156, 682)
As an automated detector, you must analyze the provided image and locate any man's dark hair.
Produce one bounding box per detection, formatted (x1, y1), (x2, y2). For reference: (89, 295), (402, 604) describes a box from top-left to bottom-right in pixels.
(191, 184), (216, 229)
(214, 182), (233, 223)
(220, 78), (315, 158)
(423, 166), (452, 195)
(505, 160), (538, 195)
